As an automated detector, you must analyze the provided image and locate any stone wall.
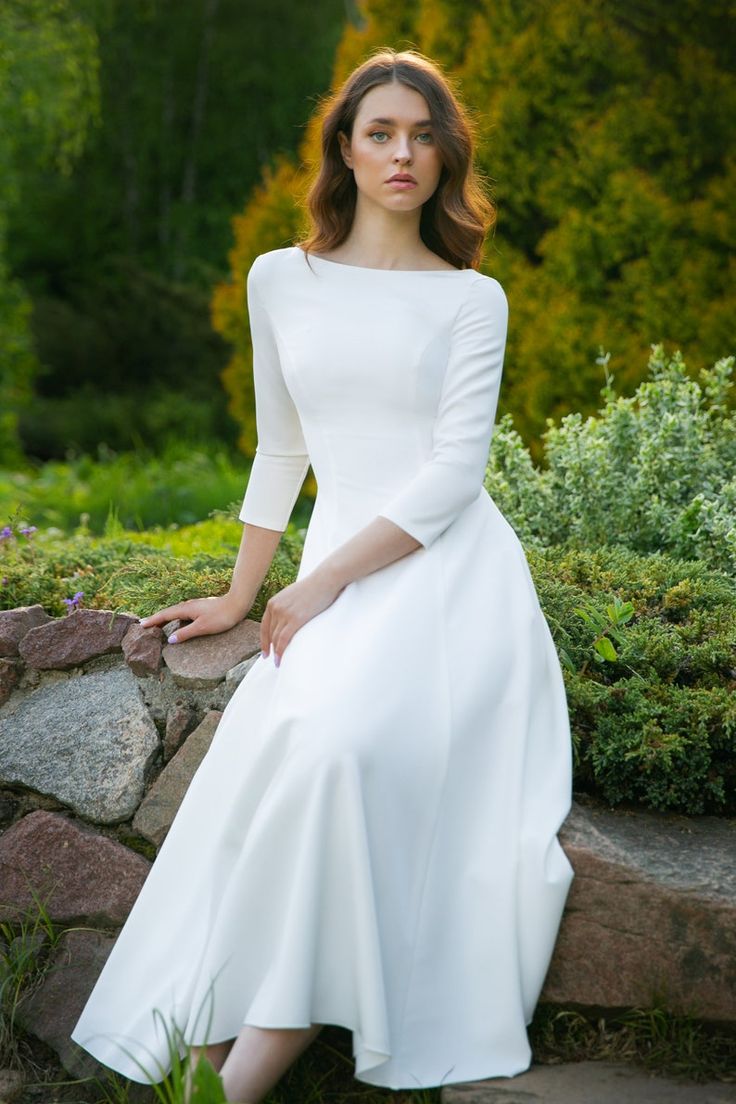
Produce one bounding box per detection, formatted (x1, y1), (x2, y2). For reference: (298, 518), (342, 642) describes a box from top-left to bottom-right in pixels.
(0, 605), (733, 1083)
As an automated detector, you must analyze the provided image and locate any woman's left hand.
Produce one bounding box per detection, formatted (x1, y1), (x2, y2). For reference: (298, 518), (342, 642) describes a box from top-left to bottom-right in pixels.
(260, 570), (345, 667)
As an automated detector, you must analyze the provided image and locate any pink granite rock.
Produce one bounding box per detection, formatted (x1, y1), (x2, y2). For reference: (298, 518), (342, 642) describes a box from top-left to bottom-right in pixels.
(18, 608), (137, 669)
(0, 658), (19, 705)
(162, 618), (261, 688)
(164, 701), (197, 761)
(133, 710), (222, 846)
(543, 801), (736, 1023)
(0, 810), (150, 924)
(122, 621), (163, 676)
(0, 605), (52, 657)
(16, 928), (115, 1079)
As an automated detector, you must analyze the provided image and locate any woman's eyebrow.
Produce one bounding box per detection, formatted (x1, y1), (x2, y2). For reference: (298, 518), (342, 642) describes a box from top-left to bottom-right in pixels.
(366, 116), (433, 127)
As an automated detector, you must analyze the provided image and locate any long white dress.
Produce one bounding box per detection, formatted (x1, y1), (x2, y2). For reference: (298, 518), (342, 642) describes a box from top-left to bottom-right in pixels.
(71, 245), (574, 1090)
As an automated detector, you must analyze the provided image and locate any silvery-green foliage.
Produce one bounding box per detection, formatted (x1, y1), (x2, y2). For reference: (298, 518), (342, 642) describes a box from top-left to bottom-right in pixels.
(485, 345), (736, 572)
(483, 414), (554, 549)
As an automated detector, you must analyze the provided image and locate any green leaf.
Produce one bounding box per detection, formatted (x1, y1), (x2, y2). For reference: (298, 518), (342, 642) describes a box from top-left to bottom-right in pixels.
(189, 1055), (227, 1102)
(594, 636), (618, 662)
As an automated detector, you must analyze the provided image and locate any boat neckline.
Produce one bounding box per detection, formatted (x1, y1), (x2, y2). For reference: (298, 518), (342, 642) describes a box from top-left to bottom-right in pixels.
(294, 246), (473, 275)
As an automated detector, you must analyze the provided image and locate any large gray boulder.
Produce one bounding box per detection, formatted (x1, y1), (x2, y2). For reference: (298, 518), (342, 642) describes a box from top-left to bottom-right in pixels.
(0, 664), (159, 823)
(544, 800), (736, 1022)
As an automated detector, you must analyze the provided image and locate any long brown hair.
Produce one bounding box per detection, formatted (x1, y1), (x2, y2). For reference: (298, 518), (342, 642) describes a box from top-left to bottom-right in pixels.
(296, 47), (496, 270)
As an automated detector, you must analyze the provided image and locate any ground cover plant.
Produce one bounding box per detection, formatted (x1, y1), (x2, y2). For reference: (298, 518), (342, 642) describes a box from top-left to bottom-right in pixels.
(2, 510), (734, 818)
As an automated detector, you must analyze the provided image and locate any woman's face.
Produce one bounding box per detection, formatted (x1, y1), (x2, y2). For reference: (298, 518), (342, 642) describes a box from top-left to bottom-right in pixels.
(338, 81), (444, 213)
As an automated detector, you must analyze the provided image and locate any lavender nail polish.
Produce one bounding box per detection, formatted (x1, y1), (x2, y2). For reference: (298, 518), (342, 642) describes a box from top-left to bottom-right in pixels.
(168, 634), (178, 644)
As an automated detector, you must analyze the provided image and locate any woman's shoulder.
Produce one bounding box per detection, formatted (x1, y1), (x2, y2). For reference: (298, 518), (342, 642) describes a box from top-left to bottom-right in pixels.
(462, 269), (508, 319)
(248, 246), (297, 287)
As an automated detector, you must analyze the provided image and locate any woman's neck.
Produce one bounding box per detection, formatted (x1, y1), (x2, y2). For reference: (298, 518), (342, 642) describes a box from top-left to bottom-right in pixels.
(333, 200), (438, 270)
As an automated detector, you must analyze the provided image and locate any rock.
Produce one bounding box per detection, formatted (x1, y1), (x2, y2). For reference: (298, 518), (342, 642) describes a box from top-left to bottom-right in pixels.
(16, 928), (115, 1080)
(0, 664), (159, 824)
(139, 663), (240, 728)
(122, 622), (163, 676)
(225, 654), (259, 688)
(0, 605), (51, 658)
(440, 1060), (736, 1104)
(0, 810), (150, 925)
(133, 710), (222, 846)
(164, 701), (197, 761)
(542, 800), (736, 1022)
(0, 1068), (24, 1103)
(18, 609), (137, 670)
(0, 659), (19, 706)
(162, 619), (261, 688)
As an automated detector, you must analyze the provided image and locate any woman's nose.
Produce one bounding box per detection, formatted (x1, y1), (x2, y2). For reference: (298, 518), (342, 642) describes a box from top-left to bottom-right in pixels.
(393, 136), (412, 162)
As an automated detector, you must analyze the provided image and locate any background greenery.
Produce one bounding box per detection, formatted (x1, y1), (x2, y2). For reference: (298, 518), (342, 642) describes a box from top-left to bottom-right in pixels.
(1, 6), (735, 1097)
(3, 351), (734, 818)
(2, 1), (733, 466)
(3, 0), (348, 462)
(213, 0), (736, 459)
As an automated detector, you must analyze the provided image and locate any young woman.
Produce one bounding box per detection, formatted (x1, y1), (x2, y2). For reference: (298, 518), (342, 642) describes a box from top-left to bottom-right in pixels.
(72, 47), (574, 1104)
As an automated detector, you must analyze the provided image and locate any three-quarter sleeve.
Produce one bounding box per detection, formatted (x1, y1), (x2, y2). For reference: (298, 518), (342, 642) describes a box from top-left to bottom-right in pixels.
(377, 275), (508, 550)
(238, 259), (311, 531)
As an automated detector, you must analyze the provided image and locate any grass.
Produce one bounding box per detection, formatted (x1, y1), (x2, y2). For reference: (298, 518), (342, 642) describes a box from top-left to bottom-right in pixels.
(0, 443), (314, 535)
(529, 1003), (736, 1083)
(0, 893), (61, 1071)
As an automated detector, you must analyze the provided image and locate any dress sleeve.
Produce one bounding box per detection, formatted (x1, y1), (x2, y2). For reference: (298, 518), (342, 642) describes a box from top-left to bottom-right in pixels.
(376, 275), (508, 550)
(238, 259), (311, 531)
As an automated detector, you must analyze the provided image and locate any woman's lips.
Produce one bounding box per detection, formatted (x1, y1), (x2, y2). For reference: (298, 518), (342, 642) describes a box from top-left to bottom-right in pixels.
(386, 179), (417, 190)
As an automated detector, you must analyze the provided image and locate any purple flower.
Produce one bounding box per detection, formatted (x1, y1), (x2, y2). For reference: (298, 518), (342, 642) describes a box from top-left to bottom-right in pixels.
(62, 590), (85, 612)
(19, 526), (37, 537)
(0, 526), (13, 541)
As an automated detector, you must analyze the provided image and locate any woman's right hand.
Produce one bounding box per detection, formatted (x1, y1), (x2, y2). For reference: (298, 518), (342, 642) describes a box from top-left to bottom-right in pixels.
(138, 593), (250, 645)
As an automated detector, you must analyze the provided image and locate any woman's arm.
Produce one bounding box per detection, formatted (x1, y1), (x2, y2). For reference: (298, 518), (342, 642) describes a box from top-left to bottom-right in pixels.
(138, 522), (282, 641)
(259, 516), (420, 665)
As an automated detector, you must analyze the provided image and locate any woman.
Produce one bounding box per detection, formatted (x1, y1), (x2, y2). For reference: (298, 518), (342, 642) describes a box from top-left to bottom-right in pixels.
(72, 46), (574, 1104)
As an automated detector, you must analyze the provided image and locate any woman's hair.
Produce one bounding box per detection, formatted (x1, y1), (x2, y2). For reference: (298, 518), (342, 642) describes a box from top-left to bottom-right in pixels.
(296, 47), (496, 270)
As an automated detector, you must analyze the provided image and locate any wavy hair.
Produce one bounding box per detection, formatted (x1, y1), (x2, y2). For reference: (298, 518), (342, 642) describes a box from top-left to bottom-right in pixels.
(296, 47), (496, 270)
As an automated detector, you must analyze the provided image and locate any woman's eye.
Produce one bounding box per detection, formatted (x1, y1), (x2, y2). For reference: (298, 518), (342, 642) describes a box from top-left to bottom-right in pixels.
(416, 132), (433, 143)
(369, 131), (389, 142)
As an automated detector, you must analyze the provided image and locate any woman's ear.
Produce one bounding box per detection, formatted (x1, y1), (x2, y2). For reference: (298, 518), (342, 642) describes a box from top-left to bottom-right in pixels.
(337, 129), (353, 169)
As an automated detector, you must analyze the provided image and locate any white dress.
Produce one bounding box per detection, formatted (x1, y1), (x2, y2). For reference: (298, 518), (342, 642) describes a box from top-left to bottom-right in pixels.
(71, 246), (574, 1089)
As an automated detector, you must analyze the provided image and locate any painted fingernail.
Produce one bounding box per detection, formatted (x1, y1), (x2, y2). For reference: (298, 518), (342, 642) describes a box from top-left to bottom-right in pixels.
(138, 617), (148, 626)
(168, 633), (178, 644)
(274, 653), (280, 668)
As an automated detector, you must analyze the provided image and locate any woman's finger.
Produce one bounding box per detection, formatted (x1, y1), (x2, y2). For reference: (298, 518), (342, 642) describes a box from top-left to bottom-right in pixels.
(165, 617), (208, 645)
(139, 603), (194, 628)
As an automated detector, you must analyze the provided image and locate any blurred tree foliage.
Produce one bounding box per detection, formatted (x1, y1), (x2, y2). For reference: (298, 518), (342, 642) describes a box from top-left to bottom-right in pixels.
(213, 0), (735, 457)
(0, 0), (101, 465)
(6, 0), (348, 459)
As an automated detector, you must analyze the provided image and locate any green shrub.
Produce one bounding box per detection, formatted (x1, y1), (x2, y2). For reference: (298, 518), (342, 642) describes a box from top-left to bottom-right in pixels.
(486, 345), (736, 574)
(529, 545), (736, 816)
(3, 517), (733, 817)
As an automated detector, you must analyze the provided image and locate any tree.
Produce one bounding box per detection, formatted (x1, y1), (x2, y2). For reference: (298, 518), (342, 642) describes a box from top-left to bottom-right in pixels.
(213, 0), (736, 455)
(0, 0), (100, 464)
